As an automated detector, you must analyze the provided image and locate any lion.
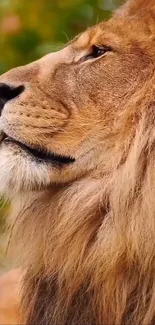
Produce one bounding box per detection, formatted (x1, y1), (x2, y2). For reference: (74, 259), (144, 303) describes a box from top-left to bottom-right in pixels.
(1, 0), (155, 324)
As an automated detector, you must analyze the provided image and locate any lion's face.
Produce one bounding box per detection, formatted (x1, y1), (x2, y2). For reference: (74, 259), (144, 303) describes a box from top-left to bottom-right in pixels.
(0, 3), (155, 194)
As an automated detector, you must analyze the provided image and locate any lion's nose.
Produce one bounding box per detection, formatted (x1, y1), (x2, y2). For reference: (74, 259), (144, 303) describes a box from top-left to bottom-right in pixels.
(0, 83), (24, 114)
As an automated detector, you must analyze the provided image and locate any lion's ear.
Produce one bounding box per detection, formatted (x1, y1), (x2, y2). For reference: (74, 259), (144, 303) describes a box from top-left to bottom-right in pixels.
(116, 0), (155, 16)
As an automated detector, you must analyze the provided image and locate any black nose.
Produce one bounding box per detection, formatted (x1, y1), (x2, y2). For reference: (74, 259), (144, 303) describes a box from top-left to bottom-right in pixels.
(0, 83), (24, 113)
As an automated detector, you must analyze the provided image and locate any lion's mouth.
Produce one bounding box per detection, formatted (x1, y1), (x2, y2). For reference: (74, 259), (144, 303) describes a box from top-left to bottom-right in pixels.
(2, 134), (75, 165)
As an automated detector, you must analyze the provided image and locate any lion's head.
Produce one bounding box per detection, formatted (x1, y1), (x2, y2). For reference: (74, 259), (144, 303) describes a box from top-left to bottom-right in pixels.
(1, 0), (155, 325)
(0, 0), (154, 194)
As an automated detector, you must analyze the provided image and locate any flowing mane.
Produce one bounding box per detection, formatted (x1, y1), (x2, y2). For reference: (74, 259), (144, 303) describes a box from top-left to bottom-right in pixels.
(12, 84), (155, 324)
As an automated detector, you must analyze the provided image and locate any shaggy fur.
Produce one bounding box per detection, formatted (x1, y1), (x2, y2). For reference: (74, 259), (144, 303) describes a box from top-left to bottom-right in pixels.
(1, 0), (155, 324)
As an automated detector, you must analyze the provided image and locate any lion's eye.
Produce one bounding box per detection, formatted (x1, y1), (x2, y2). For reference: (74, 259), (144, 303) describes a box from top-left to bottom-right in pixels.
(84, 45), (112, 61)
(92, 45), (111, 58)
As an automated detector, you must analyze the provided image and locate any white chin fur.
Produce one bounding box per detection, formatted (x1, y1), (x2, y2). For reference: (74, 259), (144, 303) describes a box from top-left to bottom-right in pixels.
(0, 145), (50, 197)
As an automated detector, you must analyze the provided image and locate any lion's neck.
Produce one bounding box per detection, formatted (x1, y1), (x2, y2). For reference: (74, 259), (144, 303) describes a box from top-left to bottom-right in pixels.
(11, 164), (155, 325)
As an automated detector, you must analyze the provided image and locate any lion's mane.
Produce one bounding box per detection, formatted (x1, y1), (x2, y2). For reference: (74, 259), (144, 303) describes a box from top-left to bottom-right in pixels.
(9, 79), (155, 325)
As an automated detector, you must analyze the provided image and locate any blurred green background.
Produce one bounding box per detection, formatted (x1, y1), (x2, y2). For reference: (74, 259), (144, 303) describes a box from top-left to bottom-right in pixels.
(0, 0), (121, 269)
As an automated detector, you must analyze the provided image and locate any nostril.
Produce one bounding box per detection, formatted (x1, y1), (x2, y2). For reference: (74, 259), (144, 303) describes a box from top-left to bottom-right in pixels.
(0, 83), (25, 112)
(0, 83), (25, 101)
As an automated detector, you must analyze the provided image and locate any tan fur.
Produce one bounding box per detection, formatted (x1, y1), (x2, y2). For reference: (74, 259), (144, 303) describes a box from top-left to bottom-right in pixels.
(1, 0), (155, 324)
(0, 269), (22, 324)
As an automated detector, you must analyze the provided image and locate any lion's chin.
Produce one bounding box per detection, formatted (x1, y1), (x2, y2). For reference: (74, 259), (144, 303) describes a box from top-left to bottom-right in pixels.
(0, 144), (51, 197)
(0, 133), (76, 196)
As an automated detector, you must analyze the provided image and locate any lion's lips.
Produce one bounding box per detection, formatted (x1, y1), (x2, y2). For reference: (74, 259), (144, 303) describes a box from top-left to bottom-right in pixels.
(0, 132), (6, 143)
(2, 134), (75, 165)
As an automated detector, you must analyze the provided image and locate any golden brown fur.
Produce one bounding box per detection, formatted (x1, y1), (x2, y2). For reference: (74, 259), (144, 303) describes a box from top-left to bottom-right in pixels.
(0, 269), (22, 324)
(1, 0), (155, 324)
